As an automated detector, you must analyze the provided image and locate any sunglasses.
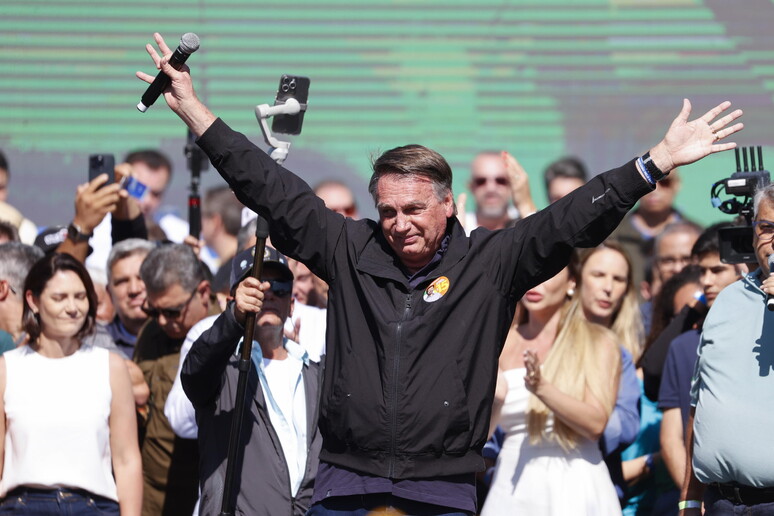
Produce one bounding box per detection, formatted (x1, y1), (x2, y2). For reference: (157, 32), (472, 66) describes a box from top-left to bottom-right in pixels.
(141, 287), (198, 320)
(472, 176), (508, 187)
(265, 279), (293, 298)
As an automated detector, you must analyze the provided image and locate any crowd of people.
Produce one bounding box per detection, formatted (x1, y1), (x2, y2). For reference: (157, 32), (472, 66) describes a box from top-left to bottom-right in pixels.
(0, 31), (769, 516)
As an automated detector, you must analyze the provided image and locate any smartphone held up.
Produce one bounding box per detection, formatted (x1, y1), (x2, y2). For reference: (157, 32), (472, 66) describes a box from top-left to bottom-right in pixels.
(271, 75), (310, 135)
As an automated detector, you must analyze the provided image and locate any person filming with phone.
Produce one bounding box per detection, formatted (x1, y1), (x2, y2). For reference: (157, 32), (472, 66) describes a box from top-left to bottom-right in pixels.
(137, 32), (743, 515)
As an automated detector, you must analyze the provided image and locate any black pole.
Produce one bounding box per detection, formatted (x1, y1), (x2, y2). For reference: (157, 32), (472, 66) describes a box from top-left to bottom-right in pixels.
(219, 215), (270, 516)
(186, 128), (208, 238)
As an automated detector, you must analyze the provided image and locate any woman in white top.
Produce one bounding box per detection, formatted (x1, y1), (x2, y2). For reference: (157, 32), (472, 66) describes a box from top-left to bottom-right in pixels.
(0, 253), (141, 515)
(482, 251), (622, 515)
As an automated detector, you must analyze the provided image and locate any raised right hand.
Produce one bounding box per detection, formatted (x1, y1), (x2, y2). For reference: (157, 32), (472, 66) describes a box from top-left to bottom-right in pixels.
(233, 276), (266, 326)
(73, 174), (122, 233)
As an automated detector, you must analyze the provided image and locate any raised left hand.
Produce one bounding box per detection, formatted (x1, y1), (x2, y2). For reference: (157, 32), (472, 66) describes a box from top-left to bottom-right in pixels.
(649, 99), (743, 173)
(502, 151), (536, 216)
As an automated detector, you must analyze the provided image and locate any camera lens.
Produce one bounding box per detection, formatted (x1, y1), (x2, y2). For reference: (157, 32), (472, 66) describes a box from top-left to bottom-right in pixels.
(281, 84), (289, 92)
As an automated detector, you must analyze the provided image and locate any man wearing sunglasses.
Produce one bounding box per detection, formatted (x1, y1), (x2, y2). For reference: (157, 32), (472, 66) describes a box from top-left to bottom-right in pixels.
(134, 243), (213, 516)
(181, 245), (321, 516)
(462, 151), (536, 234)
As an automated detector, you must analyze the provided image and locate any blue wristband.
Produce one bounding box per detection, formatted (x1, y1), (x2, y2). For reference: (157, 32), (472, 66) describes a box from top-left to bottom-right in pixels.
(637, 156), (655, 185)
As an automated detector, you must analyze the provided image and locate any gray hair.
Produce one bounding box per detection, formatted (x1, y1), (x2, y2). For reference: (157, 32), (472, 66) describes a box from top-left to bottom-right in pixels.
(0, 243), (44, 298)
(368, 144), (455, 213)
(754, 183), (774, 220)
(139, 243), (206, 295)
(107, 239), (156, 285)
(237, 218), (258, 252)
(654, 221), (703, 258)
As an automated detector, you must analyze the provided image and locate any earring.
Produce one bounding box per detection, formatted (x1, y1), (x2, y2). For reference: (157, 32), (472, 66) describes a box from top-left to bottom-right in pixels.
(567, 288), (575, 297)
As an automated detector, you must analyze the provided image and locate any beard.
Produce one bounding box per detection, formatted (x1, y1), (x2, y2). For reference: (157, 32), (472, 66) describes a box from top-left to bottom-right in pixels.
(478, 201), (509, 219)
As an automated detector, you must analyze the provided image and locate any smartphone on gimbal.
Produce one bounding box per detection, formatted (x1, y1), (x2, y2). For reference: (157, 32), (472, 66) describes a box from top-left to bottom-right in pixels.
(271, 74), (310, 135)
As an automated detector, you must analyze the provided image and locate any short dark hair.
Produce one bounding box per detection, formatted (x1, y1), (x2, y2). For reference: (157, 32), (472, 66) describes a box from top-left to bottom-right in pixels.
(124, 149), (173, 181)
(0, 149), (8, 178)
(0, 221), (19, 242)
(368, 145), (454, 210)
(22, 253), (97, 344)
(544, 156), (588, 192)
(203, 186), (244, 237)
(642, 263), (702, 355)
(691, 222), (733, 259)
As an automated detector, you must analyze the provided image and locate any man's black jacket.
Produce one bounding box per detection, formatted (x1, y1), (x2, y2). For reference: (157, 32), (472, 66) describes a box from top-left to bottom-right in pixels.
(197, 118), (653, 480)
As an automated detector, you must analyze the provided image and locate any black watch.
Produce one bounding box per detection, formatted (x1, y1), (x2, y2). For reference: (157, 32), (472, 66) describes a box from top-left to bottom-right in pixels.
(641, 152), (668, 182)
(67, 222), (92, 243)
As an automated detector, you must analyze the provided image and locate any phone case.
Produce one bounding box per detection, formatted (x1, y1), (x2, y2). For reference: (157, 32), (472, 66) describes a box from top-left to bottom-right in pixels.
(271, 75), (310, 135)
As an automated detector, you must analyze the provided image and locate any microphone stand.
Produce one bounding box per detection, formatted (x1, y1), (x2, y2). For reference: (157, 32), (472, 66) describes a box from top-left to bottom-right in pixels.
(218, 96), (307, 516)
(185, 128), (208, 237)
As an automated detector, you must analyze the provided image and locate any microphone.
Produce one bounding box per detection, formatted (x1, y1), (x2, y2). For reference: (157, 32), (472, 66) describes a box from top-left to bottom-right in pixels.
(137, 33), (200, 113)
(768, 254), (774, 311)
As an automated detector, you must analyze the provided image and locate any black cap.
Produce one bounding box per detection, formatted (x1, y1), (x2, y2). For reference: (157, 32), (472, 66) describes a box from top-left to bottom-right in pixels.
(33, 226), (68, 254)
(230, 245), (294, 291)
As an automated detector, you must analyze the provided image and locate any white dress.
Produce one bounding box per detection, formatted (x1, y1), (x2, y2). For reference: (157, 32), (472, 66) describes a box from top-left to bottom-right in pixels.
(480, 368), (621, 516)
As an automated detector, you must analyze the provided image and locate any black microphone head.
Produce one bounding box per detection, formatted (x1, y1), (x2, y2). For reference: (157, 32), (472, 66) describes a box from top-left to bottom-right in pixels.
(769, 253), (774, 272)
(179, 33), (200, 54)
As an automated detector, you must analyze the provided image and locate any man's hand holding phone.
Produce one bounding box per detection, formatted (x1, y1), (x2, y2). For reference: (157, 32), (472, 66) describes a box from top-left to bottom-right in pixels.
(73, 173), (123, 235)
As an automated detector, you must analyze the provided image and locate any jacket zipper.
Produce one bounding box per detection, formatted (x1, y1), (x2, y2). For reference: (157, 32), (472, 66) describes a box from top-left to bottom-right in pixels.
(388, 292), (412, 478)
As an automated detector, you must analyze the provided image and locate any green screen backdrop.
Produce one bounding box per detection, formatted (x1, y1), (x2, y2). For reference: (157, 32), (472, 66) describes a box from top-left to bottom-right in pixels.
(2, 0), (774, 226)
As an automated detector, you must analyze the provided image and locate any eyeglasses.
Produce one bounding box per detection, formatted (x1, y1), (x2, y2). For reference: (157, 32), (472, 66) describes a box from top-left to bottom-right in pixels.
(141, 287), (198, 320)
(265, 279), (293, 298)
(754, 220), (774, 238)
(472, 176), (508, 187)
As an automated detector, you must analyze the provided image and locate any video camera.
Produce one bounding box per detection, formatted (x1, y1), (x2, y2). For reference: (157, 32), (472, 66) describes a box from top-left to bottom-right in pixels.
(710, 146), (769, 264)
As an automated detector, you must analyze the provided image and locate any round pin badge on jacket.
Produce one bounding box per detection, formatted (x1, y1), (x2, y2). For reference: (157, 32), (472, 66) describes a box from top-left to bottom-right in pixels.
(424, 276), (450, 303)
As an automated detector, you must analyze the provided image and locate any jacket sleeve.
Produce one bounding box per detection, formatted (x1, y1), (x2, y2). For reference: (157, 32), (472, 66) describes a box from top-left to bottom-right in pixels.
(181, 303), (244, 408)
(486, 159), (654, 298)
(600, 348), (641, 456)
(196, 118), (345, 283)
(111, 213), (148, 244)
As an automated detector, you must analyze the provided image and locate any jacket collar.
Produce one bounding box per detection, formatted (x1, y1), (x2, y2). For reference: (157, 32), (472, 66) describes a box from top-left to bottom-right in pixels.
(355, 217), (468, 287)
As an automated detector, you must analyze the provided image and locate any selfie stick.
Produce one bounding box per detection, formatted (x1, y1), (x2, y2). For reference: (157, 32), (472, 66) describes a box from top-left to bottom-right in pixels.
(254, 97), (306, 164)
(219, 215), (268, 516)
(220, 95), (307, 516)
(185, 128), (208, 237)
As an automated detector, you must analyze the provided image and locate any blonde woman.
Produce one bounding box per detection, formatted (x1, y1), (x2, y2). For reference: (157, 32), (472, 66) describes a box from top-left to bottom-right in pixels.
(481, 261), (622, 515)
(572, 242), (644, 363)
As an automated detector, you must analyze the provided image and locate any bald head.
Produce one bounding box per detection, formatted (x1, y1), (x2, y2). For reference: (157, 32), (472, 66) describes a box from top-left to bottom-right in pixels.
(315, 181), (358, 218)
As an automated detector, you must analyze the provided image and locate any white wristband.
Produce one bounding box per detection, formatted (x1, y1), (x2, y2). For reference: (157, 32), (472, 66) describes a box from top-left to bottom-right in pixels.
(678, 500), (701, 510)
